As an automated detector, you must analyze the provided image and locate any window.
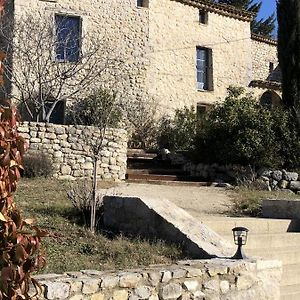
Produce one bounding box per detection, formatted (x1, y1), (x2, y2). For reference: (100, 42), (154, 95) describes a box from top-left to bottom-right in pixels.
(136, 0), (149, 8)
(55, 14), (81, 62)
(199, 10), (208, 24)
(196, 47), (213, 91)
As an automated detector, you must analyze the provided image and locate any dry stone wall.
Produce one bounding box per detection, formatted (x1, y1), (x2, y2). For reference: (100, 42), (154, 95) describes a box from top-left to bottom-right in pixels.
(18, 122), (127, 181)
(35, 258), (282, 300)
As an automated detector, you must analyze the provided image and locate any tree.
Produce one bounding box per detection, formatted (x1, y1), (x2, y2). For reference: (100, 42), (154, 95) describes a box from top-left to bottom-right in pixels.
(218, 0), (276, 37)
(277, 0), (300, 129)
(0, 12), (125, 123)
(69, 89), (119, 233)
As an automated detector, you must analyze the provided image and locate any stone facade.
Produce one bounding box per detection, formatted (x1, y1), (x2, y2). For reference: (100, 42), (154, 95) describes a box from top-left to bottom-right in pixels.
(34, 258), (282, 300)
(9, 0), (279, 118)
(251, 37), (278, 82)
(18, 122), (127, 180)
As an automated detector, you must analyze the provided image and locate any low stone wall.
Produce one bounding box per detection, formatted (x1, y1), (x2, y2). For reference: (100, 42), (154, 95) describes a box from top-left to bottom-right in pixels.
(18, 122), (128, 181)
(35, 258), (282, 300)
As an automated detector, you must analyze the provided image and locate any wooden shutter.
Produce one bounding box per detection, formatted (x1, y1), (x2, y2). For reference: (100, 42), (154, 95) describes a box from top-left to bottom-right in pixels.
(207, 48), (214, 91)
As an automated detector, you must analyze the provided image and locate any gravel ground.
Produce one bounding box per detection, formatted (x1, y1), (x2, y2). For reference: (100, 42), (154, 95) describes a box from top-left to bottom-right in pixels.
(111, 182), (233, 218)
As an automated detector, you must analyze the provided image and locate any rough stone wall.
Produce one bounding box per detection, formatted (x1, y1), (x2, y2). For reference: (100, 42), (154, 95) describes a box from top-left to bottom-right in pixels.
(12, 0), (150, 104)
(11, 0), (278, 116)
(18, 122), (127, 181)
(147, 0), (253, 113)
(35, 258), (282, 300)
(251, 39), (278, 81)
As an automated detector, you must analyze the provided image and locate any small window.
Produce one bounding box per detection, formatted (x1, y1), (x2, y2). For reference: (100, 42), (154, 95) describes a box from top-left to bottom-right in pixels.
(269, 62), (274, 74)
(137, 0), (149, 8)
(55, 14), (81, 62)
(196, 47), (213, 91)
(199, 10), (208, 24)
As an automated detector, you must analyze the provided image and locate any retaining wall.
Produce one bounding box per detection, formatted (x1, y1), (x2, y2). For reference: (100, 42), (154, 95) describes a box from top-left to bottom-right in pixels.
(18, 122), (127, 181)
(35, 258), (282, 300)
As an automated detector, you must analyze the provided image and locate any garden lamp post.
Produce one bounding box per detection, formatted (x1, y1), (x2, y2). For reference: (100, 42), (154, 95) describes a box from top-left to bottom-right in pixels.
(231, 227), (249, 259)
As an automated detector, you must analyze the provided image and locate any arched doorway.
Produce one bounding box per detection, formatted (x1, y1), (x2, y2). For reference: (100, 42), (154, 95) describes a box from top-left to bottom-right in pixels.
(260, 90), (282, 109)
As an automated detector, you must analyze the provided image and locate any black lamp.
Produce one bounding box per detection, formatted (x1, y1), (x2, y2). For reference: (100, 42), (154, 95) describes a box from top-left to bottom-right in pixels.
(231, 227), (249, 259)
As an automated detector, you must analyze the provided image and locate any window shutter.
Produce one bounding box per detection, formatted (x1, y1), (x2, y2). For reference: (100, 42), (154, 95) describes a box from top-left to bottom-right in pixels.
(207, 48), (214, 91)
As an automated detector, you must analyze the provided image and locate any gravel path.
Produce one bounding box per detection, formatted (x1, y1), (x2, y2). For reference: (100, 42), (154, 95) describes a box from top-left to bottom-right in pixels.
(111, 182), (233, 218)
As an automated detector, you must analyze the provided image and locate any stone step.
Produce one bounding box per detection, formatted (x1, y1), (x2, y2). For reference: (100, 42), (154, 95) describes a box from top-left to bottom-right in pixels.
(281, 264), (300, 286)
(247, 247), (300, 265)
(281, 284), (300, 300)
(125, 179), (211, 187)
(126, 173), (204, 182)
(127, 149), (158, 159)
(222, 233), (300, 250)
(202, 217), (300, 234)
(126, 168), (186, 176)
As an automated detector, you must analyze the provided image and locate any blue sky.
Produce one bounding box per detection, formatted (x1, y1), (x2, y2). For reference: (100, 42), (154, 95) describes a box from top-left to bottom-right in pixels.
(258, 0), (277, 25)
(257, 0), (278, 35)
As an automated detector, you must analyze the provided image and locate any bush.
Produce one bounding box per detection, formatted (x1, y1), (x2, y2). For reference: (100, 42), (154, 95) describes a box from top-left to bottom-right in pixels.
(67, 180), (105, 228)
(66, 89), (122, 128)
(23, 151), (54, 177)
(157, 106), (198, 151)
(195, 86), (300, 168)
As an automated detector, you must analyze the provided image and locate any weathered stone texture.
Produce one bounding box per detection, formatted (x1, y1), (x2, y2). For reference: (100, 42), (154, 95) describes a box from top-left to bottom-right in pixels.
(18, 122), (127, 180)
(12, 0), (278, 117)
(36, 258), (282, 300)
(251, 39), (277, 81)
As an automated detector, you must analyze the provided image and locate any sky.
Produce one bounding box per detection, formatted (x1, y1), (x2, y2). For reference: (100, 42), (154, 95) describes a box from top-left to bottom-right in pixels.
(257, 0), (278, 32)
(258, 0), (277, 19)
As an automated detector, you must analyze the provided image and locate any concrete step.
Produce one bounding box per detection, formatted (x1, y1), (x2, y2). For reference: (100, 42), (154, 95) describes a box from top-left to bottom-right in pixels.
(281, 264), (300, 286)
(281, 284), (300, 300)
(222, 233), (300, 250)
(247, 247), (300, 265)
(126, 168), (186, 176)
(202, 217), (300, 234)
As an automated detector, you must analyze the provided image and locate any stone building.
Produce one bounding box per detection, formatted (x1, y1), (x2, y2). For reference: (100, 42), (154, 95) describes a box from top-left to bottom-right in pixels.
(6, 0), (281, 121)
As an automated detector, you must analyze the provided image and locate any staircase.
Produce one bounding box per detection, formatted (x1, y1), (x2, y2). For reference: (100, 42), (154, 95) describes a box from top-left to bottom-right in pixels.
(126, 149), (204, 184)
(202, 217), (300, 300)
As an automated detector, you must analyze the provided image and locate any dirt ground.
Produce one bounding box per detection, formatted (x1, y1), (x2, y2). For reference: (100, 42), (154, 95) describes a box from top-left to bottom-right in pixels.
(110, 182), (233, 218)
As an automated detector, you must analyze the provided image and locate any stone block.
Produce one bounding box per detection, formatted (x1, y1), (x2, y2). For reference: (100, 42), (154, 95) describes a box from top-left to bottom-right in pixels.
(82, 279), (100, 294)
(290, 181), (300, 191)
(135, 286), (152, 299)
(113, 289), (128, 300)
(61, 165), (72, 175)
(119, 273), (142, 288)
(271, 171), (282, 181)
(161, 271), (172, 282)
(183, 280), (199, 292)
(283, 171), (298, 181)
(101, 275), (119, 288)
(220, 280), (230, 294)
(159, 283), (183, 300)
(43, 282), (70, 299)
(91, 293), (105, 300)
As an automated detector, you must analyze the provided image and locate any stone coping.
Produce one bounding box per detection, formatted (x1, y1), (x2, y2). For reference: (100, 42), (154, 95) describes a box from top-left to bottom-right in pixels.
(34, 258), (282, 300)
(173, 0), (253, 22)
(251, 33), (278, 46)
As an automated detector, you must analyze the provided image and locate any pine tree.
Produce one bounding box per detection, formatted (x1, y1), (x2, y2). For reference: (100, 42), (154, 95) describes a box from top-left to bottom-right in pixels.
(277, 0), (300, 128)
(218, 0), (276, 37)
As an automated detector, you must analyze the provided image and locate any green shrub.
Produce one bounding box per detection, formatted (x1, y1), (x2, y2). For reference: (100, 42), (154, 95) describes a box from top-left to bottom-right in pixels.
(23, 151), (54, 178)
(158, 106), (198, 151)
(66, 89), (122, 128)
(195, 86), (300, 168)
